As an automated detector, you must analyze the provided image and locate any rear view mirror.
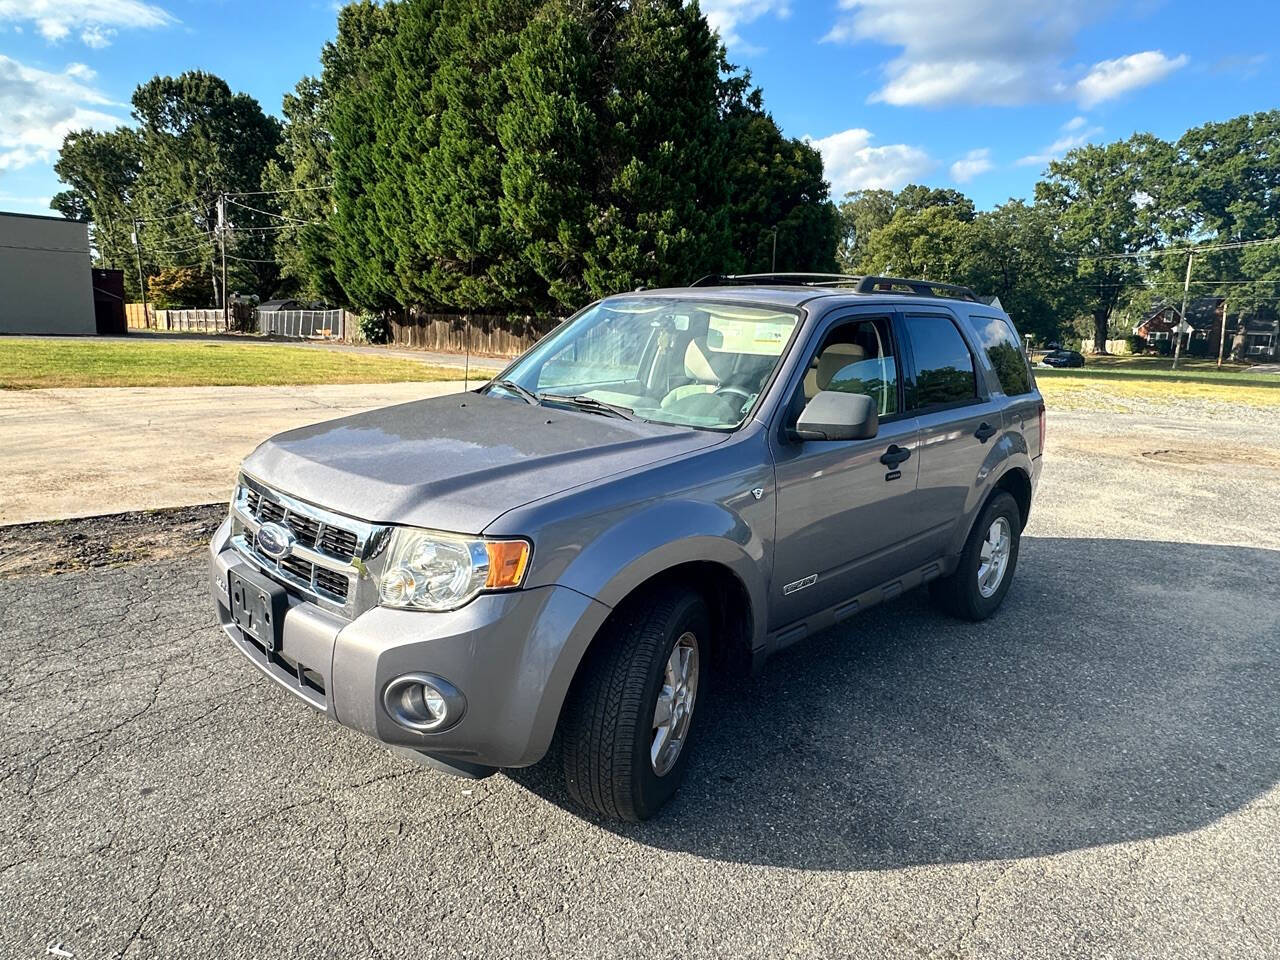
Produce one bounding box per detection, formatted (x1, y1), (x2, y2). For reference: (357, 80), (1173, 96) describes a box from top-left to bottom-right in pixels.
(794, 391), (879, 442)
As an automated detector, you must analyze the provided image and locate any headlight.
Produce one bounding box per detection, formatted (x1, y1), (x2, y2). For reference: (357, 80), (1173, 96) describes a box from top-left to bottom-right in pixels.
(377, 528), (531, 611)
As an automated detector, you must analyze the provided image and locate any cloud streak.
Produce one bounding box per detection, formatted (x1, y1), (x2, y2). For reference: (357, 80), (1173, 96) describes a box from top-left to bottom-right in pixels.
(699, 0), (790, 52)
(0, 0), (175, 48)
(0, 55), (123, 173)
(805, 128), (934, 195)
(823, 0), (1186, 108)
(950, 148), (993, 183)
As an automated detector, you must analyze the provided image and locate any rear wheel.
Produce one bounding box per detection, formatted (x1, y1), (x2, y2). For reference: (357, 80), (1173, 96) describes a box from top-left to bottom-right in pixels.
(560, 585), (710, 821)
(930, 491), (1021, 621)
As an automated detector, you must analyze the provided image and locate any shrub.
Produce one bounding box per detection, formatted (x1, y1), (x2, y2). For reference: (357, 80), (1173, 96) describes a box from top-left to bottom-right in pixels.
(357, 312), (391, 344)
(1155, 338), (1172, 356)
(1126, 334), (1147, 355)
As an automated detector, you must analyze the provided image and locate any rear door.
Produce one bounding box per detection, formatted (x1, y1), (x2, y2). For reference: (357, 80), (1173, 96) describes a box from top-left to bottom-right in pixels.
(899, 309), (1004, 560)
(768, 308), (925, 629)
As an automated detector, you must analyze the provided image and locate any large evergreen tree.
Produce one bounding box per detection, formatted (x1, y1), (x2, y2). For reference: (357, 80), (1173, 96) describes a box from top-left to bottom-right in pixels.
(720, 76), (839, 274)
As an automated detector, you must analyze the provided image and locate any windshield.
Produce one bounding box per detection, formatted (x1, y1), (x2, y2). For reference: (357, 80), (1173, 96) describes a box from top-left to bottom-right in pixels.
(487, 297), (802, 429)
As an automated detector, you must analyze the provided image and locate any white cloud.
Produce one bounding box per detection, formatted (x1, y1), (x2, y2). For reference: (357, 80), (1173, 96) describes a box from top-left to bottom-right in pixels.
(0, 0), (175, 48)
(699, 0), (790, 51)
(950, 148), (993, 183)
(805, 128), (934, 195)
(1016, 119), (1105, 167)
(822, 0), (1185, 108)
(0, 54), (123, 173)
(0, 192), (53, 214)
(1075, 50), (1188, 107)
(80, 25), (116, 48)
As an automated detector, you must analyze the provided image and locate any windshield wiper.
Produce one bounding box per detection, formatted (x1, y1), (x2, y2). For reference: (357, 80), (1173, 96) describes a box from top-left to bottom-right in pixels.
(539, 393), (638, 421)
(492, 379), (540, 405)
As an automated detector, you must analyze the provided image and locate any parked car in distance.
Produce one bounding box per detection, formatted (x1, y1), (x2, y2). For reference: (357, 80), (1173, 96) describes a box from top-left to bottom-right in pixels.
(1041, 348), (1085, 368)
(209, 273), (1044, 821)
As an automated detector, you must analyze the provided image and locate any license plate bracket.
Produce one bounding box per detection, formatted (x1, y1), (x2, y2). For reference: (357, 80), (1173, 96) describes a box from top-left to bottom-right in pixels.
(228, 565), (287, 652)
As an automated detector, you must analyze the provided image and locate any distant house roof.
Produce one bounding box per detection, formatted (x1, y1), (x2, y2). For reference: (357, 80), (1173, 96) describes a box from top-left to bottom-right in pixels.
(1143, 297), (1224, 331)
(257, 298), (304, 312)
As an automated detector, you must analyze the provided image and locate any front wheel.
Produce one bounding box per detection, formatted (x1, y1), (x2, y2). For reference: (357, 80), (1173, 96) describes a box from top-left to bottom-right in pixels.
(559, 585), (710, 821)
(930, 491), (1022, 621)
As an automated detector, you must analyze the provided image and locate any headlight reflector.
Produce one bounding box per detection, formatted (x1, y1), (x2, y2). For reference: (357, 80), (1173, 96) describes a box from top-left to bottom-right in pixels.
(378, 528), (530, 611)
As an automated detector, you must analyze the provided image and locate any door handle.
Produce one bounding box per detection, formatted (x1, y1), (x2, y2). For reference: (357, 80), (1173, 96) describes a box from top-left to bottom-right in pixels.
(879, 444), (912, 467)
(974, 422), (997, 443)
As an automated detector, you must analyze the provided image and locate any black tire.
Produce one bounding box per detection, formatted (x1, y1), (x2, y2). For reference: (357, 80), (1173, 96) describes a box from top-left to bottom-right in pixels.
(930, 491), (1022, 621)
(560, 585), (710, 822)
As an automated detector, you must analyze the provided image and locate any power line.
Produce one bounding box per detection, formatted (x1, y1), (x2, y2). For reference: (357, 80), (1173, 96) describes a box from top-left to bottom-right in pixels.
(225, 197), (317, 224)
(224, 184), (331, 197)
(1072, 236), (1280, 262)
(226, 253), (286, 264)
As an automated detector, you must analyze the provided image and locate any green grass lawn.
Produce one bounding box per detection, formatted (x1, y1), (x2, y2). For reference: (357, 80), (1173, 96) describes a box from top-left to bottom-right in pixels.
(0, 337), (492, 389)
(1032, 353), (1279, 386)
(1035, 354), (1280, 411)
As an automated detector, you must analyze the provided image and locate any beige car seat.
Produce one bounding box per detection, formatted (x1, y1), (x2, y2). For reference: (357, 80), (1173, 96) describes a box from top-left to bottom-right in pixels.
(804, 342), (866, 398)
(661, 339), (722, 408)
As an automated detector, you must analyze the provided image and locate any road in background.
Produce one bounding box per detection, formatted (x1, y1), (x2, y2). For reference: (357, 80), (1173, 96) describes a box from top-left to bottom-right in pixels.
(2, 409), (1279, 958)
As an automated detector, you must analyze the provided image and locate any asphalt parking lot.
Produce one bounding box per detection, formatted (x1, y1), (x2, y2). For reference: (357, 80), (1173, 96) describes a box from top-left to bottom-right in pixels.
(3, 410), (1279, 959)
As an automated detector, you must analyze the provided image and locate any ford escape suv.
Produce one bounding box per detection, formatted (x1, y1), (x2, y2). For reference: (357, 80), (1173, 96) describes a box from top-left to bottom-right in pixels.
(209, 273), (1044, 821)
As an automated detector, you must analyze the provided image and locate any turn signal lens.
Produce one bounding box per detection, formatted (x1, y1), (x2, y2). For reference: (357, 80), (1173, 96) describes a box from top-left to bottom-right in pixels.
(485, 540), (531, 589)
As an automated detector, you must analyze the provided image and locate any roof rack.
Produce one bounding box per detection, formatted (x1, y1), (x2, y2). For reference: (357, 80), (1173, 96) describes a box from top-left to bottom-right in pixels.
(853, 275), (980, 302)
(690, 271), (981, 302)
(690, 272), (862, 288)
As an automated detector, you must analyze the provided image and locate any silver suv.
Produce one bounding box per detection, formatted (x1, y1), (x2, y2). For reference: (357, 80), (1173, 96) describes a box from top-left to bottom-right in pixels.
(209, 274), (1044, 821)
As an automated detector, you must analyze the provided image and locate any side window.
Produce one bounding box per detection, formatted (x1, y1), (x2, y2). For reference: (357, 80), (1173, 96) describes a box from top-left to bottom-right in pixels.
(803, 316), (899, 417)
(903, 314), (978, 409)
(968, 314), (1032, 396)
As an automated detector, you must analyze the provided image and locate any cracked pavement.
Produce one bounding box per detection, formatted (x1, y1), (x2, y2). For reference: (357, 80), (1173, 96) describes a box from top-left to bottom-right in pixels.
(2, 410), (1279, 959)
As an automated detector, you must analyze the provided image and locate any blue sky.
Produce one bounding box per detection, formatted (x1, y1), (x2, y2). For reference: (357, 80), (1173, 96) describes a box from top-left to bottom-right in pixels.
(1, 0), (1277, 216)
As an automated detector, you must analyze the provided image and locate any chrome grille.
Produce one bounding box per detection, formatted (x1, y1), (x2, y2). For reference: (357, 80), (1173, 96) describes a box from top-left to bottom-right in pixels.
(229, 477), (386, 617)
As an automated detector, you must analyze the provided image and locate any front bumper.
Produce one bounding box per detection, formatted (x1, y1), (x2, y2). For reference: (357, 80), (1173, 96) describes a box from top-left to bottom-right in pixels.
(208, 517), (611, 769)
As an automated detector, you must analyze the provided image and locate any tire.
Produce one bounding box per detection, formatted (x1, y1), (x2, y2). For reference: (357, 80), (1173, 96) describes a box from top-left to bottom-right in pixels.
(930, 491), (1022, 621)
(560, 585), (710, 822)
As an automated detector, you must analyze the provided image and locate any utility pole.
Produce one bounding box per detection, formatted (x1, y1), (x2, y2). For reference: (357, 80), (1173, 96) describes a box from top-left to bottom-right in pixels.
(218, 194), (229, 331)
(771, 226), (778, 273)
(1217, 299), (1230, 369)
(131, 218), (150, 329)
(1171, 250), (1193, 370)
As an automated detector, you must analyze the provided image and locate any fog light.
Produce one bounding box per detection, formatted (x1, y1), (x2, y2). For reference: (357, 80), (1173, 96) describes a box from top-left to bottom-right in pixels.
(382, 673), (465, 733)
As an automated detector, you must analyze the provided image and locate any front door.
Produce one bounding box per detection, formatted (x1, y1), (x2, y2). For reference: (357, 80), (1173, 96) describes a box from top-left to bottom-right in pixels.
(769, 310), (926, 629)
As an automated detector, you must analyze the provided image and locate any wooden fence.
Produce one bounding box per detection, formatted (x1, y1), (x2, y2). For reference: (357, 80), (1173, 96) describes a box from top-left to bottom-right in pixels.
(125, 303), (156, 330)
(124, 304), (253, 333)
(387, 313), (553, 357)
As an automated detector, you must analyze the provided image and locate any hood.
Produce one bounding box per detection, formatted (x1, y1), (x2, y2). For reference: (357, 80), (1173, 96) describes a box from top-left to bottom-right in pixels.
(240, 391), (726, 533)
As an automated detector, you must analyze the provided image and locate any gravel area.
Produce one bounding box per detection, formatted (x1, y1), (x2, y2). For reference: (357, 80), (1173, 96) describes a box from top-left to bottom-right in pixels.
(2, 407), (1278, 959)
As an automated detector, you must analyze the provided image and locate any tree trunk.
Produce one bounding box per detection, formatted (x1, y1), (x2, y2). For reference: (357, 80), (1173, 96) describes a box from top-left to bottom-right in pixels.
(1230, 325), (1247, 363)
(1092, 310), (1110, 355)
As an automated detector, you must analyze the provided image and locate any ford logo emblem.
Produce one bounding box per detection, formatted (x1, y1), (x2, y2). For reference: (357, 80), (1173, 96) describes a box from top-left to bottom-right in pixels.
(256, 522), (296, 561)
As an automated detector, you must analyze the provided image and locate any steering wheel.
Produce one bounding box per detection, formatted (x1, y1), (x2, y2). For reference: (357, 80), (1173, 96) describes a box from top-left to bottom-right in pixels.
(713, 385), (755, 414)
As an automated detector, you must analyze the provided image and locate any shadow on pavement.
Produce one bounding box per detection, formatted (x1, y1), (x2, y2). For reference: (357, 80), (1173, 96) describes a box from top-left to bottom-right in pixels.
(513, 536), (1280, 869)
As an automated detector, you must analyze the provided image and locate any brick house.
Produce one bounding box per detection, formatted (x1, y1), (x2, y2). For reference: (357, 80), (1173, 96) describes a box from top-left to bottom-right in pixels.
(1136, 298), (1279, 360)
(1134, 298), (1225, 353)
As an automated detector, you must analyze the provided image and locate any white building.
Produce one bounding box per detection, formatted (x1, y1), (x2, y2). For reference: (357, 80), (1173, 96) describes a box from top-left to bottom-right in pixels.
(0, 212), (96, 335)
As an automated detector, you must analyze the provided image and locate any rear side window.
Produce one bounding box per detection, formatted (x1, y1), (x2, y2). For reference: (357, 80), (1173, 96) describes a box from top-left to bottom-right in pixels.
(969, 315), (1032, 396)
(903, 314), (977, 409)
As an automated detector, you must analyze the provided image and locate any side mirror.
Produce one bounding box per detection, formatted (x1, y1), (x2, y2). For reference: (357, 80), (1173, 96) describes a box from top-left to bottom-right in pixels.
(794, 391), (879, 442)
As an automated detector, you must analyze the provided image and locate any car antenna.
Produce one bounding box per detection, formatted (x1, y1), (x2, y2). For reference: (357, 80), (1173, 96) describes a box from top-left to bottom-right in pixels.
(463, 317), (471, 392)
